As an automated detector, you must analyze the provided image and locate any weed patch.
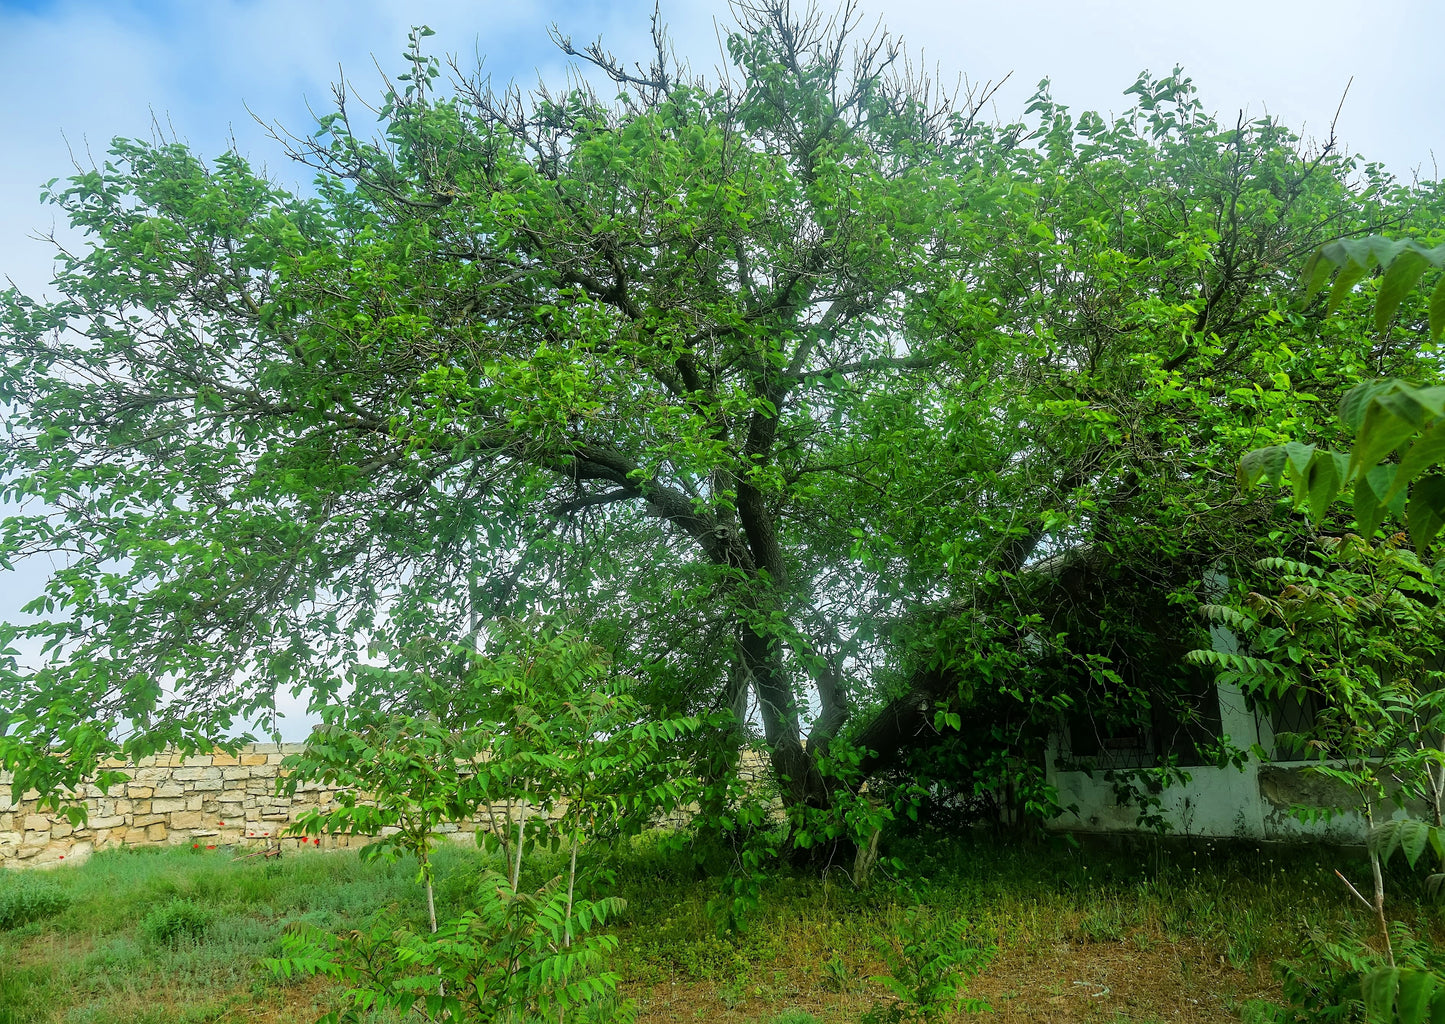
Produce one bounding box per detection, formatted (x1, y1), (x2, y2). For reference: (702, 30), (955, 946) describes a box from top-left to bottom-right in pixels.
(0, 876), (71, 930)
(139, 898), (212, 947)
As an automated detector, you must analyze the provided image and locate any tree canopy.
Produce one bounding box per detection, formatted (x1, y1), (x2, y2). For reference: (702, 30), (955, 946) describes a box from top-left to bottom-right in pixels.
(2, 2), (1441, 818)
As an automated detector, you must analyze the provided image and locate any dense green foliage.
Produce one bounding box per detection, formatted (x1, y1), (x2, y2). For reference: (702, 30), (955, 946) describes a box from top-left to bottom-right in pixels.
(1191, 536), (1445, 822)
(1180, 246), (1445, 1019)
(271, 873), (630, 1024)
(270, 627), (718, 1021)
(1, 3), (1441, 829)
(1240, 238), (1445, 554)
(5, 8), (1445, 1021)
(862, 906), (994, 1022)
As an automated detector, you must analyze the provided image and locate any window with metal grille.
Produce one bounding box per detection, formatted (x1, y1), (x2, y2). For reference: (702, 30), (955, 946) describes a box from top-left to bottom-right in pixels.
(1060, 679), (1223, 769)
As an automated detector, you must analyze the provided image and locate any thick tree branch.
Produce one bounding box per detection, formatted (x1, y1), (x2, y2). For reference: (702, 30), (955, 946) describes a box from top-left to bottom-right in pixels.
(793, 352), (943, 383)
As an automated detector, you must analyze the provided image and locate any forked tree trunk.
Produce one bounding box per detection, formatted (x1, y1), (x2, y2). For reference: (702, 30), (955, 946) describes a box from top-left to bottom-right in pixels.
(740, 623), (830, 811)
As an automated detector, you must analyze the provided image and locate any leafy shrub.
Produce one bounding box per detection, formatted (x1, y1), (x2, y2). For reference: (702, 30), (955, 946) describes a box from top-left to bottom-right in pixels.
(717, 981), (748, 1010)
(864, 907), (995, 1023)
(672, 933), (751, 981)
(1245, 925), (1445, 1023)
(0, 875), (71, 930)
(821, 951), (856, 993)
(270, 870), (633, 1023)
(139, 898), (212, 946)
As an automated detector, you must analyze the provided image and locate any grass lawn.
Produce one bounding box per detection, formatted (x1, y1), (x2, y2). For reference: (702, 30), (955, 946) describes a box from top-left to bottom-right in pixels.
(0, 830), (1434, 1023)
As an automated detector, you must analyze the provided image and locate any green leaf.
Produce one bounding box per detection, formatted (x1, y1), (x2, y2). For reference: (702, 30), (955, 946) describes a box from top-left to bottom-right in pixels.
(1240, 445), (1288, 488)
(1303, 248), (1333, 304)
(1284, 441), (1317, 480)
(1430, 983), (1445, 1024)
(1343, 380), (1400, 432)
(1407, 385), (1445, 420)
(1399, 970), (1438, 1024)
(1328, 257), (1373, 315)
(1377, 249), (1432, 333)
(1431, 275), (1445, 342)
(1403, 821), (1432, 869)
(1407, 475), (1445, 553)
(1363, 967), (1401, 1024)
(1305, 451), (1345, 522)
(1388, 421), (1445, 503)
(1353, 400), (1424, 479)
(1355, 475), (1386, 538)
(1368, 464), (1410, 518)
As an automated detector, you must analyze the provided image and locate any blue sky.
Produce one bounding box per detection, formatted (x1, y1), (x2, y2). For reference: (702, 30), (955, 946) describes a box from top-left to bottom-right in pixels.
(1, 0), (1441, 738)
(4, 0), (1440, 298)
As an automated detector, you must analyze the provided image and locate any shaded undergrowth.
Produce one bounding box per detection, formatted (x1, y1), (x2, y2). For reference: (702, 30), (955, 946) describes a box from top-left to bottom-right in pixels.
(1, 831), (1440, 1023)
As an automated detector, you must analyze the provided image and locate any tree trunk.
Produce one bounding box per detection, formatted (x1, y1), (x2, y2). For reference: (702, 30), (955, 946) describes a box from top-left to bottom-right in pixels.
(511, 786), (528, 892)
(739, 621), (829, 810)
(564, 833), (578, 949)
(1364, 803), (1395, 966)
(805, 649), (848, 758)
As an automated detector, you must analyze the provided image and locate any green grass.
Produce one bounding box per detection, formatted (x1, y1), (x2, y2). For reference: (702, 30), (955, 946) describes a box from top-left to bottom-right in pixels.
(0, 843), (484, 1024)
(605, 831), (1388, 978)
(0, 832), (1438, 1023)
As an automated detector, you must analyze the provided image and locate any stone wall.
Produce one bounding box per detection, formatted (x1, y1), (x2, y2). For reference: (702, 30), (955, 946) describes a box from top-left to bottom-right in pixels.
(0, 743), (490, 870)
(1, 745), (775, 871)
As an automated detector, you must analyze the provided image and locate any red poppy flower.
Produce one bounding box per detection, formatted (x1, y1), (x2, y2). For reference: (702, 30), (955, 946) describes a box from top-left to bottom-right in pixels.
(206, 845), (216, 849)
(193, 843), (199, 849)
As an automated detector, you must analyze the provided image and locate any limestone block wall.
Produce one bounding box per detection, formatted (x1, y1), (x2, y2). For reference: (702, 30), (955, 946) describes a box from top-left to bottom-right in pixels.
(0, 743), (491, 870)
(1, 745), (777, 871)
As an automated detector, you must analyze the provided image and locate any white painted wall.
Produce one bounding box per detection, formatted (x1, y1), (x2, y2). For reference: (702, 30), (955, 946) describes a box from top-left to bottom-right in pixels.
(1044, 611), (1378, 843)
